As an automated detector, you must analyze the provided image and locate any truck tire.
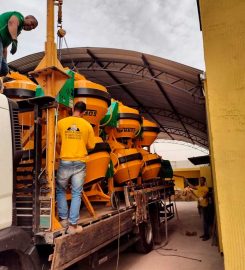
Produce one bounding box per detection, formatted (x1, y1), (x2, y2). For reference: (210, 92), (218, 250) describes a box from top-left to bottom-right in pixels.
(135, 222), (153, 253)
(149, 202), (162, 245)
(0, 227), (41, 270)
(0, 250), (22, 270)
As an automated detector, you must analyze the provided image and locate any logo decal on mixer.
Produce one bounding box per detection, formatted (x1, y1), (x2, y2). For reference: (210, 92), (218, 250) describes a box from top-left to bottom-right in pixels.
(117, 128), (135, 133)
(84, 110), (97, 116)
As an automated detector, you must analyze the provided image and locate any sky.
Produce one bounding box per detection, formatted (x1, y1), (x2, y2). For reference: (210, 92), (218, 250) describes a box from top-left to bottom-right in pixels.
(1, 0), (207, 161)
(2, 0), (205, 70)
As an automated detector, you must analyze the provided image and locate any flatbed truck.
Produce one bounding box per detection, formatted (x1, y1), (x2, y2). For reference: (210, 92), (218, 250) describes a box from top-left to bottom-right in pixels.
(0, 94), (174, 270)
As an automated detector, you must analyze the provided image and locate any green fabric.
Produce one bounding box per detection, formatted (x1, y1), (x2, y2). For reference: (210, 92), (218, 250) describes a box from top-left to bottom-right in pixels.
(56, 69), (74, 108)
(100, 101), (119, 127)
(0, 11), (24, 47)
(106, 160), (114, 178)
(35, 85), (44, 97)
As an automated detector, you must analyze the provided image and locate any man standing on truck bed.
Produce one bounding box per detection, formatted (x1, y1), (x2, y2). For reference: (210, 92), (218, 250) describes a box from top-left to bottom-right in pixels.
(0, 11), (38, 76)
(56, 101), (95, 234)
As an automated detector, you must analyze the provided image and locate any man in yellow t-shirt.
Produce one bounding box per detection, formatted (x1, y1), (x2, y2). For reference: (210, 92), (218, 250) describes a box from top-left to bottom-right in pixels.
(56, 101), (95, 234)
(186, 177), (210, 241)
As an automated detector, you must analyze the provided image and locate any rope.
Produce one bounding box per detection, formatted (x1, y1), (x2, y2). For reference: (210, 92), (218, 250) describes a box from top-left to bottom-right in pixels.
(63, 37), (80, 73)
(115, 198), (121, 270)
(134, 190), (148, 224)
(155, 250), (202, 262)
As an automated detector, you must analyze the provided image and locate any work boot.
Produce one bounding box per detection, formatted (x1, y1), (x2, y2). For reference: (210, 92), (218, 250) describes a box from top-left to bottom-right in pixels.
(60, 219), (69, 228)
(67, 224), (83, 235)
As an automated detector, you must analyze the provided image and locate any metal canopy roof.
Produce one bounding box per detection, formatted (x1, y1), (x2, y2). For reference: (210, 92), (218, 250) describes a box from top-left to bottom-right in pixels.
(9, 47), (207, 148)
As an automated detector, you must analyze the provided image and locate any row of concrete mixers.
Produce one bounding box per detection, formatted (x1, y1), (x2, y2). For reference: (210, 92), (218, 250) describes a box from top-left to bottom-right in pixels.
(3, 70), (172, 218)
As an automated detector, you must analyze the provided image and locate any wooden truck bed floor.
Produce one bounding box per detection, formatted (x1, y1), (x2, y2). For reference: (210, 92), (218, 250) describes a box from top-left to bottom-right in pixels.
(51, 206), (135, 270)
(78, 203), (128, 227)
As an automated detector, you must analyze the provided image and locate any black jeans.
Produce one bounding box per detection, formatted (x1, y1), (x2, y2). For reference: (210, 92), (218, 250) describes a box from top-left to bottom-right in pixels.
(200, 206), (209, 237)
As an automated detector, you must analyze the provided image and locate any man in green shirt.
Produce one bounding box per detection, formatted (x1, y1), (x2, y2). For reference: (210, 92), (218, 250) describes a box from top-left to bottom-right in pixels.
(0, 11), (38, 76)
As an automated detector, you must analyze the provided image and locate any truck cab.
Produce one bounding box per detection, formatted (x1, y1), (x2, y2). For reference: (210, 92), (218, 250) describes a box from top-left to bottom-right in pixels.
(0, 94), (13, 231)
(0, 93), (40, 270)
(0, 91), (175, 270)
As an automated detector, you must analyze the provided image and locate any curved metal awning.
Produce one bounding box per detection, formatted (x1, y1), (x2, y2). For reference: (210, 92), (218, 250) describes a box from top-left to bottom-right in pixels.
(9, 47), (207, 148)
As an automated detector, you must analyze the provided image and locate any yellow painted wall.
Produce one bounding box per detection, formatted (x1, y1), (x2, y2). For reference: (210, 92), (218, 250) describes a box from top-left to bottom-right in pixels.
(174, 177), (185, 190)
(199, 1), (245, 268)
(200, 166), (212, 187)
(173, 166), (212, 190)
(173, 168), (200, 189)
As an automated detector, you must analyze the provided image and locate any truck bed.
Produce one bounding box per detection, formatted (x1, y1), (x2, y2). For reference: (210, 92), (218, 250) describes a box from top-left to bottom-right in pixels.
(78, 203), (128, 226)
(51, 205), (135, 270)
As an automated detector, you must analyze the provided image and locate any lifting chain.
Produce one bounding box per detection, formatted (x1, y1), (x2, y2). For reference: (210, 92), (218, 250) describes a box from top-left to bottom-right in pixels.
(54, 0), (66, 60)
(55, 0), (66, 38)
(54, 0), (79, 72)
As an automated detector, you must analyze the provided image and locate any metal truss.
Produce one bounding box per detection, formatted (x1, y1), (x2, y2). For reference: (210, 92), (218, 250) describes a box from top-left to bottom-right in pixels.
(136, 107), (207, 133)
(10, 49), (207, 146)
(85, 49), (174, 139)
(154, 139), (209, 153)
(70, 50), (206, 145)
(71, 56), (204, 101)
(141, 54), (195, 144)
(158, 127), (208, 148)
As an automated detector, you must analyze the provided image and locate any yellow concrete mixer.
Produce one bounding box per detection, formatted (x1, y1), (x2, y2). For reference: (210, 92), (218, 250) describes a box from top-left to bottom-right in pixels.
(73, 74), (112, 216)
(111, 147), (143, 184)
(137, 118), (160, 147)
(74, 73), (110, 134)
(74, 73), (111, 186)
(103, 101), (143, 188)
(136, 118), (161, 183)
(113, 101), (142, 145)
(138, 148), (161, 182)
(3, 72), (37, 150)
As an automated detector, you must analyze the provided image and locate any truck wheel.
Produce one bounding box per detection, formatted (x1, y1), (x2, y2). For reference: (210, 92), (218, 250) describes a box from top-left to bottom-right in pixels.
(111, 191), (120, 210)
(135, 222), (153, 253)
(149, 202), (162, 245)
(0, 251), (21, 270)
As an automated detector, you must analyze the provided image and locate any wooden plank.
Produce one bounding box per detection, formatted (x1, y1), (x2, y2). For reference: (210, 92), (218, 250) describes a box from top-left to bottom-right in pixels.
(78, 203), (128, 226)
(51, 209), (134, 270)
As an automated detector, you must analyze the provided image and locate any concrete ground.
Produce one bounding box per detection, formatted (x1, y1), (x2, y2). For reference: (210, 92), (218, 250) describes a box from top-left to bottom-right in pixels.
(70, 201), (224, 270)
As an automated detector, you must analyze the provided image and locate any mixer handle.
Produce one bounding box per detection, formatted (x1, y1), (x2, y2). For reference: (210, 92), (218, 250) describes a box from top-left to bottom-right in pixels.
(134, 124), (142, 137)
(110, 152), (119, 173)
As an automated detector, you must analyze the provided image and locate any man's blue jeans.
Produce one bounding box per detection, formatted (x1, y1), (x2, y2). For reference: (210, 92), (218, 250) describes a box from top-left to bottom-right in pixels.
(56, 160), (86, 225)
(0, 38), (9, 76)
